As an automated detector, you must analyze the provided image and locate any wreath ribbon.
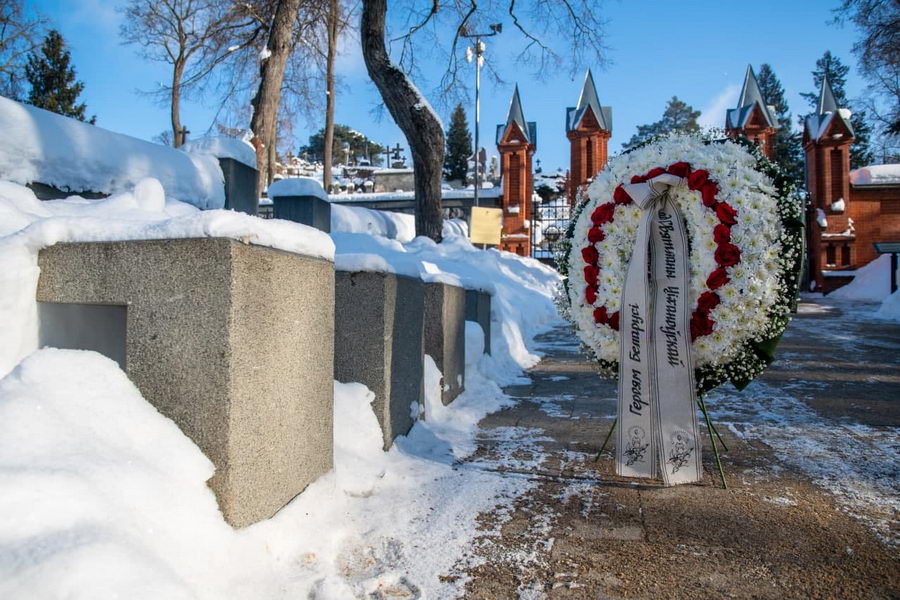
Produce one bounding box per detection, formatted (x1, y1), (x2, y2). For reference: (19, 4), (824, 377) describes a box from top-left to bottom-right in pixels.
(616, 173), (702, 485)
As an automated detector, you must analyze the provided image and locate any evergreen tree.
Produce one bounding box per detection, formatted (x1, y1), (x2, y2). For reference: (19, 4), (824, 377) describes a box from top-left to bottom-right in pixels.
(300, 124), (385, 166)
(801, 51), (872, 168)
(623, 96), (700, 150)
(25, 30), (94, 123)
(756, 63), (804, 189)
(443, 103), (472, 183)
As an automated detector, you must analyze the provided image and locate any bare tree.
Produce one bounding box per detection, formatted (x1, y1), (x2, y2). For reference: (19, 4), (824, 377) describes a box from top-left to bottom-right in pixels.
(0, 0), (45, 99)
(119, 0), (259, 147)
(323, 0), (341, 190)
(833, 0), (900, 137)
(361, 0), (608, 241)
(362, 0), (445, 241)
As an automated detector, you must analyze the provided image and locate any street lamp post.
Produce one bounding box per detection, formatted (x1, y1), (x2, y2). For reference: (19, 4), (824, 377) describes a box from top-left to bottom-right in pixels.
(463, 23), (501, 208)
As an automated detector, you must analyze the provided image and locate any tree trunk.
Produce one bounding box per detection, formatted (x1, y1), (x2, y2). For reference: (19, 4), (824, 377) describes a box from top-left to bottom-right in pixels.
(250, 0), (301, 199)
(323, 0), (339, 191)
(171, 59), (186, 148)
(360, 0), (444, 241)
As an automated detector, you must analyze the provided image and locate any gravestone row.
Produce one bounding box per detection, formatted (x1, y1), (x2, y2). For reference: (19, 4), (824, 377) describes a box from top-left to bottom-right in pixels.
(36, 237), (492, 528)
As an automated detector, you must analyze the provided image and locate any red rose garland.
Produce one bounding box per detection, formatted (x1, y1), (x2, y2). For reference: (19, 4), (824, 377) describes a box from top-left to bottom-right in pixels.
(580, 161), (741, 342)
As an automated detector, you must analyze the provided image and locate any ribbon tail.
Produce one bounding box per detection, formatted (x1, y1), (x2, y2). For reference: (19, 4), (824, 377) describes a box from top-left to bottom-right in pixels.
(650, 197), (702, 485)
(616, 208), (656, 479)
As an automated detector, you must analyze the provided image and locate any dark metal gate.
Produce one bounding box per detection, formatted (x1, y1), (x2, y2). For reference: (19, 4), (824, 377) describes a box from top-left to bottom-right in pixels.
(531, 196), (572, 265)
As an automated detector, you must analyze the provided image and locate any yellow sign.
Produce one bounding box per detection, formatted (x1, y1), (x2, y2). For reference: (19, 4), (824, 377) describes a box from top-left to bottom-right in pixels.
(469, 207), (503, 245)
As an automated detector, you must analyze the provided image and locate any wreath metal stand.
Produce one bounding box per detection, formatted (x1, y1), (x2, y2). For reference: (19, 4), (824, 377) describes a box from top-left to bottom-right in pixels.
(594, 399), (729, 489)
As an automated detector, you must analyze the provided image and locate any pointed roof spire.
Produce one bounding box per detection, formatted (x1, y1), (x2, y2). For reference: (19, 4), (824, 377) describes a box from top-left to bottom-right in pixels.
(497, 85), (537, 146)
(817, 75), (839, 115)
(805, 74), (854, 141)
(726, 65), (778, 130)
(506, 84), (527, 134)
(566, 69), (612, 132)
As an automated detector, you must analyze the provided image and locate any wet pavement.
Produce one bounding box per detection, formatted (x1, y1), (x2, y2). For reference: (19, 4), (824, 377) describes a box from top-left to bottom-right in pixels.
(455, 296), (900, 599)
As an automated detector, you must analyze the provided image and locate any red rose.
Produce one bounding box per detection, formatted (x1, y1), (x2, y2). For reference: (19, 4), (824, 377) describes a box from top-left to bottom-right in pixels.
(591, 202), (616, 225)
(613, 185), (632, 205)
(697, 291), (721, 312)
(581, 246), (599, 265)
(584, 265), (599, 286)
(667, 161), (691, 178)
(585, 285), (597, 305)
(588, 227), (606, 244)
(687, 169), (709, 190)
(700, 181), (719, 207)
(716, 202), (738, 225)
(714, 242), (741, 267)
(706, 267), (730, 290)
(690, 310), (715, 342)
(593, 306), (609, 324)
(713, 223), (731, 244)
(645, 167), (666, 179)
(630, 175), (646, 184)
(608, 310), (620, 331)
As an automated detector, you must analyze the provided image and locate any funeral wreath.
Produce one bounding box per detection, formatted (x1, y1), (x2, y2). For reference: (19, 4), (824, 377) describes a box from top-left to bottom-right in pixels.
(557, 133), (803, 397)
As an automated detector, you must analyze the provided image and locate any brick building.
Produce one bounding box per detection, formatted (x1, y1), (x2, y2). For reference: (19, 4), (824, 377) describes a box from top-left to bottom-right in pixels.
(803, 76), (900, 292)
(565, 70), (612, 204)
(495, 85), (537, 256)
(725, 65), (779, 159)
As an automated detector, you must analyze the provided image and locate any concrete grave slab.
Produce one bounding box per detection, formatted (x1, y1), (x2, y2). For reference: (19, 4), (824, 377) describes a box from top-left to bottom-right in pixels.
(424, 282), (466, 404)
(37, 237), (334, 528)
(334, 271), (424, 449)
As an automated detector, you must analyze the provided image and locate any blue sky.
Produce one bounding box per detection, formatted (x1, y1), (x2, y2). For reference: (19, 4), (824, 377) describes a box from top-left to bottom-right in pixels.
(30, 0), (863, 172)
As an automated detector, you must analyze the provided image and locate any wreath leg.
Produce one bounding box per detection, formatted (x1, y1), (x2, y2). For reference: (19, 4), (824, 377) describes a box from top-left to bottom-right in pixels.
(696, 401), (729, 452)
(594, 418), (617, 461)
(698, 395), (728, 489)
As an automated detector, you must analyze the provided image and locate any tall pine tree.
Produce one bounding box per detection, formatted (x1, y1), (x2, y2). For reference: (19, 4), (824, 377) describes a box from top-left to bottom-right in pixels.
(443, 103), (472, 183)
(25, 30), (94, 123)
(801, 51), (872, 168)
(623, 96), (700, 150)
(756, 63), (804, 189)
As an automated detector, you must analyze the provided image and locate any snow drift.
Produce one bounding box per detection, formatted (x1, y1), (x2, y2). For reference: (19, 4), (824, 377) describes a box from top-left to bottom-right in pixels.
(0, 96), (225, 209)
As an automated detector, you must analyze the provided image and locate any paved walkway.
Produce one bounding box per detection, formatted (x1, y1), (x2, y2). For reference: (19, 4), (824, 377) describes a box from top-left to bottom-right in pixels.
(456, 297), (900, 599)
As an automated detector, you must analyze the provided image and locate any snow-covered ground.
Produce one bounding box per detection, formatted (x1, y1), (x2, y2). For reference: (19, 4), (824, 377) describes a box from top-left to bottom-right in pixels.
(0, 177), (564, 598)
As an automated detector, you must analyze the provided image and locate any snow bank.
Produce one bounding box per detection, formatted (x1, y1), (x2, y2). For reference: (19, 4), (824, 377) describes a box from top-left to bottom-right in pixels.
(850, 163), (900, 186)
(0, 349), (235, 600)
(267, 176), (328, 201)
(0, 338), (534, 597)
(181, 136), (257, 169)
(330, 204), (415, 242)
(333, 229), (562, 383)
(876, 290), (900, 321)
(0, 180), (334, 377)
(830, 254), (898, 301)
(0, 96), (224, 209)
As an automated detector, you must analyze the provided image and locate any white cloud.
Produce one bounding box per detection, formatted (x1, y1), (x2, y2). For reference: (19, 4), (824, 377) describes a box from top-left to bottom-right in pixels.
(698, 83), (740, 130)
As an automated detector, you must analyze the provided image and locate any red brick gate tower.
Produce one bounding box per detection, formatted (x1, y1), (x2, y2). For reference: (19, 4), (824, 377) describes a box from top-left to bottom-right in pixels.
(725, 65), (779, 159)
(566, 70), (612, 204)
(803, 76), (900, 292)
(804, 76), (856, 292)
(496, 85), (537, 256)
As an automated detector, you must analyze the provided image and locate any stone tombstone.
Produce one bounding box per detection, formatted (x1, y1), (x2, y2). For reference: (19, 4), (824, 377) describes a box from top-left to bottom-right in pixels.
(36, 237), (334, 528)
(219, 157), (259, 216)
(423, 282), (466, 404)
(465, 289), (492, 356)
(334, 271), (424, 449)
(269, 177), (331, 233)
